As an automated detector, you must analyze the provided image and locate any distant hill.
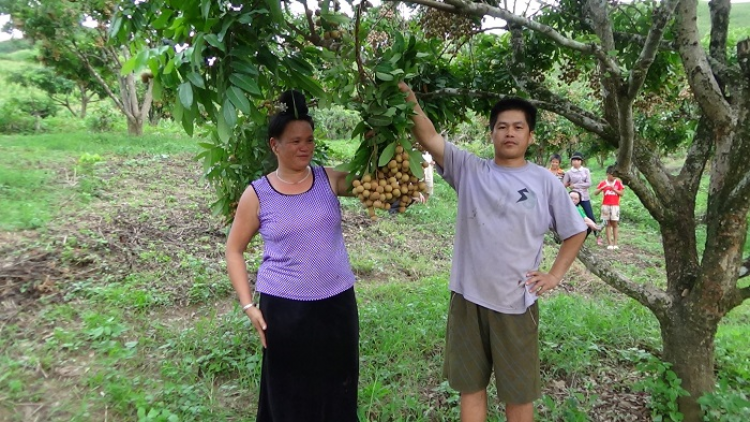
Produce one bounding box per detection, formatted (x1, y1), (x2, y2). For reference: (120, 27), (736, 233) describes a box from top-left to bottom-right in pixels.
(697, 1), (750, 37)
(0, 38), (32, 55)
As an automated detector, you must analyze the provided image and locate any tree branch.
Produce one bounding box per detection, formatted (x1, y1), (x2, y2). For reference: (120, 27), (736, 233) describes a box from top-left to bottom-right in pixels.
(676, 116), (712, 197)
(728, 170), (750, 209)
(626, 0), (680, 99)
(577, 246), (672, 318)
(616, 165), (667, 222)
(674, 0), (733, 126)
(70, 39), (125, 113)
(398, 0), (622, 74)
(708, 0), (731, 66)
(418, 87), (611, 137)
(138, 78), (154, 124)
(613, 31), (677, 51)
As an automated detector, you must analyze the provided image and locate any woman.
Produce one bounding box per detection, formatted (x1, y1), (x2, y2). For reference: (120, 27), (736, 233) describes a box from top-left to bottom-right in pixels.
(563, 151), (596, 225)
(547, 153), (565, 181)
(225, 90), (358, 422)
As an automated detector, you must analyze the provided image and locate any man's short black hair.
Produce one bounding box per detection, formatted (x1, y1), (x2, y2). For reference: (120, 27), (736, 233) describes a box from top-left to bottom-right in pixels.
(606, 165), (616, 175)
(489, 97), (537, 132)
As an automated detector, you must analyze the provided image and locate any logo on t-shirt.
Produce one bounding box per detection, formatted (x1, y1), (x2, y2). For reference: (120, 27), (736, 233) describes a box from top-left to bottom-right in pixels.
(516, 188), (538, 209)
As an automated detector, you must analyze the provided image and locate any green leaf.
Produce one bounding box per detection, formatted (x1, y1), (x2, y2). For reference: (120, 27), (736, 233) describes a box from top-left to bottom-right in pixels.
(178, 82), (194, 108)
(181, 107), (195, 136)
(186, 72), (205, 89)
(229, 73), (262, 97)
(152, 10), (173, 29)
(320, 12), (350, 25)
(217, 113), (231, 144)
(201, 0), (212, 19)
(223, 99), (237, 128)
(121, 56), (138, 75)
(265, 0), (284, 23)
(376, 72), (394, 82)
(409, 149), (424, 179)
(227, 86), (251, 114)
(204, 34), (225, 52)
(292, 74), (326, 101)
(151, 78), (163, 101)
(108, 15), (123, 40)
(231, 60), (260, 76)
(164, 58), (175, 75)
(284, 55), (314, 75)
(378, 142), (396, 167)
(367, 116), (392, 127)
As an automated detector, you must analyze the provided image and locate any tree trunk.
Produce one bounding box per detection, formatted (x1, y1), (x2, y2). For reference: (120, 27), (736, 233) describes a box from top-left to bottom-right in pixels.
(660, 305), (718, 422)
(79, 85), (89, 119)
(127, 116), (143, 136)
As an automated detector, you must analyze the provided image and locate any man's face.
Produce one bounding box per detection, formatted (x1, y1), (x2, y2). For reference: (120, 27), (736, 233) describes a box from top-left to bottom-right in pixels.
(490, 110), (533, 162)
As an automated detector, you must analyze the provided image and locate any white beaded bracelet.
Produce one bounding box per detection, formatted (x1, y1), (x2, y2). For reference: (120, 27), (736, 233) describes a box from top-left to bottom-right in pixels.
(241, 303), (256, 311)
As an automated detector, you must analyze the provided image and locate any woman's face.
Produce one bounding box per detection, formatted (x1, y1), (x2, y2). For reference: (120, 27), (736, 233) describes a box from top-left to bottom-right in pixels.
(271, 120), (315, 170)
(550, 158), (560, 168)
(571, 158), (582, 169)
(569, 192), (580, 205)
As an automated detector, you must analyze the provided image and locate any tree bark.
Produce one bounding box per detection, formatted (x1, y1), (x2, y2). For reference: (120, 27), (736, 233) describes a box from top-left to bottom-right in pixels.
(79, 85), (89, 119)
(126, 116), (143, 136)
(660, 305), (718, 422)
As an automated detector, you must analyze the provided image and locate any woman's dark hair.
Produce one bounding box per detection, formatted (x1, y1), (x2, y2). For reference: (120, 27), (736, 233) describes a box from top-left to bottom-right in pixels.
(489, 97), (537, 131)
(569, 190), (582, 202)
(268, 90), (314, 140)
(550, 153), (562, 162)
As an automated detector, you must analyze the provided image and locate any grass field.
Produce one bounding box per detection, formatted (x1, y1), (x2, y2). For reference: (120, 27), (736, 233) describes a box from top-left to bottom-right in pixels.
(1, 132), (749, 421)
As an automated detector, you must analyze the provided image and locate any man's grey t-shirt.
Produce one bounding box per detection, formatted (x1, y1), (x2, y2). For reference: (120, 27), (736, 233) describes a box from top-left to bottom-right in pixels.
(439, 142), (587, 314)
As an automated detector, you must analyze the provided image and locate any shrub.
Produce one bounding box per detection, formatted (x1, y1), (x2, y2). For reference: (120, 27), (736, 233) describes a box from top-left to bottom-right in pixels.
(86, 106), (120, 132)
(311, 105), (361, 140)
(0, 102), (38, 134)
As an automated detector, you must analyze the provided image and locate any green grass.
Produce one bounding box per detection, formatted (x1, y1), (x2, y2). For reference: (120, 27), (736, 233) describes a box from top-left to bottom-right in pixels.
(1, 134), (750, 421)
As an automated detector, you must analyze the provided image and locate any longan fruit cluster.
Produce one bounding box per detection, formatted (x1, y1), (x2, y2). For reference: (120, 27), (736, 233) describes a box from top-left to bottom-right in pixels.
(351, 145), (429, 220)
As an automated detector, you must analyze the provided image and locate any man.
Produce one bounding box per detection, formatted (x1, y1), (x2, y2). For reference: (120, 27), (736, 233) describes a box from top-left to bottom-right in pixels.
(399, 82), (586, 422)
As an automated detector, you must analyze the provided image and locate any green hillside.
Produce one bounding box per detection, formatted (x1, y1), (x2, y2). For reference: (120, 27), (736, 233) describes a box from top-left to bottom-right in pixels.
(697, 1), (750, 37)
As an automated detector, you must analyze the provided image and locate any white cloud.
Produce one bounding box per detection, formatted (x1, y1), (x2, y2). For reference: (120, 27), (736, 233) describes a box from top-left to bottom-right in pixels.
(0, 14), (24, 42)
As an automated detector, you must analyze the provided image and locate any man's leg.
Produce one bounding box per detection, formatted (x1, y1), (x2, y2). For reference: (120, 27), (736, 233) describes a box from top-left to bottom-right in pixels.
(506, 402), (534, 422)
(461, 389), (488, 422)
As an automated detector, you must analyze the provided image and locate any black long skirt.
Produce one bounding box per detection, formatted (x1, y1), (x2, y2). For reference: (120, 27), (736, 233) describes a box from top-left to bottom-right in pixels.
(256, 287), (359, 422)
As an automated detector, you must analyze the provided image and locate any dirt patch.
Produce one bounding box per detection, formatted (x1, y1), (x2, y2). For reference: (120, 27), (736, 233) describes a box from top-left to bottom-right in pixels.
(0, 154), (225, 320)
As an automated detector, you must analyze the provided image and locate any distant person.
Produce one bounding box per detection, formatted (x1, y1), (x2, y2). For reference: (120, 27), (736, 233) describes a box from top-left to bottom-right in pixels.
(569, 190), (600, 233)
(225, 90), (359, 422)
(422, 150), (435, 201)
(400, 81), (587, 422)
(563, 152), (596, 226)
(594, 165), (625, 250)
(547, 153), (565, 181)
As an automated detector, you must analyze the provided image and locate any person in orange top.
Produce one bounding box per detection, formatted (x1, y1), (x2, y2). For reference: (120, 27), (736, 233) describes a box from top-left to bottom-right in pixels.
(547, 154), (565, 181)
(594, 165), (625, 250)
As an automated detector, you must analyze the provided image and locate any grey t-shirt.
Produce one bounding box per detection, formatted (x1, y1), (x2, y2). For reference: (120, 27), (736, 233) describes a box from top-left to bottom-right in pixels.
(439, 142), (587, 314)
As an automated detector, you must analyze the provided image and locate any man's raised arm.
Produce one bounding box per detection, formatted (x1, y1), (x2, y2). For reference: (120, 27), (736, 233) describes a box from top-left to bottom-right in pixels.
(399, 82), (446, 169)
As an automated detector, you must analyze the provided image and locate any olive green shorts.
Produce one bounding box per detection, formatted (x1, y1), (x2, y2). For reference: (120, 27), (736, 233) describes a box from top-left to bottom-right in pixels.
(442, 292), (541, 404)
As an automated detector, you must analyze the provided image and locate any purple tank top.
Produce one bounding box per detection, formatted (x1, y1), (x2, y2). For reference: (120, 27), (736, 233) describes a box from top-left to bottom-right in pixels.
(251, 166), (356, 300)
